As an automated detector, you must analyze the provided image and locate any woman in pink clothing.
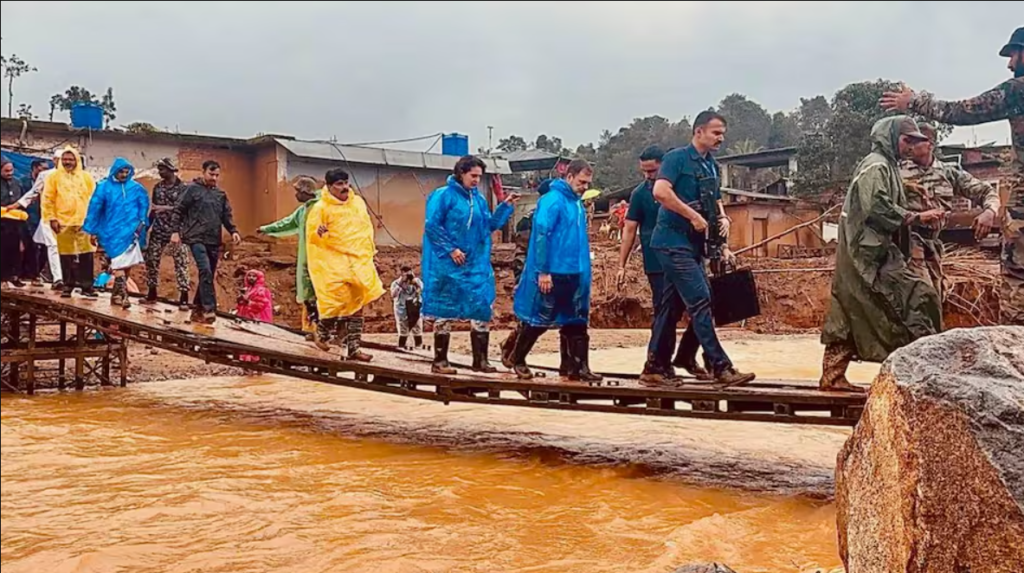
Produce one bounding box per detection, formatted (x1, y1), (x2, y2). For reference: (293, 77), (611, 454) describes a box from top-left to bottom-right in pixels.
(236, 270), (274, 365)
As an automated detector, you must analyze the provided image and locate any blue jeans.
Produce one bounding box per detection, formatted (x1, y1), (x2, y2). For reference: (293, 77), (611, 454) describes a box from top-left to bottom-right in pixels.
(189, 244), (221, 313)
(649, 247), (731, 373)
(647, 272), (700, 369)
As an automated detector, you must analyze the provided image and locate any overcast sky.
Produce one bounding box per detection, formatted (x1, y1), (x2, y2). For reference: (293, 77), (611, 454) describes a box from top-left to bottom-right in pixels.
(0, 1), (1015, 152)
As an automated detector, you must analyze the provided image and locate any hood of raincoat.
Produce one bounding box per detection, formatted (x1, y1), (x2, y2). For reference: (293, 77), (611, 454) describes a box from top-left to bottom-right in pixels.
(246, 269), (266, 287)
(82, 157), (150, 258)
(420, 175), (514, 322)
(42, 146), (96, 228)
(821, 115), (941, 362)
(870, 116), (909, 164)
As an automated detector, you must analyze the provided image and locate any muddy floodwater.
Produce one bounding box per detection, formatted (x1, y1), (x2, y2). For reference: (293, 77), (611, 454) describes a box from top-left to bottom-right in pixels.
(2, 336), (874, 573)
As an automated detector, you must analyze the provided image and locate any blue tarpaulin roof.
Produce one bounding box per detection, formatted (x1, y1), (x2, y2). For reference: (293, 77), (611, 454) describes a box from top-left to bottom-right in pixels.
(1, 149), (51, 181)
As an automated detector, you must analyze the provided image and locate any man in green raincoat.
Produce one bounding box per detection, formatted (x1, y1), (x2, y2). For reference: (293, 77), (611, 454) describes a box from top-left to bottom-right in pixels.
(819, 116), (944, 392)
(257, 176), (321, 333)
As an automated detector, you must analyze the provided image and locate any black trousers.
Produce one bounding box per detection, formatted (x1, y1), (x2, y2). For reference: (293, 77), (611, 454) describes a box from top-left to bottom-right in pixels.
(189, 244), (221, 313)
(59, 253), (95, 291)
(20, 227), (44, 280)
(0, 221), (22, 281)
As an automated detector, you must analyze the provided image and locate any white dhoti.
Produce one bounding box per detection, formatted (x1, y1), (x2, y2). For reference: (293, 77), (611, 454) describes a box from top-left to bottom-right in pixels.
(109, 242), (144, 271)
(33, 223), (62, 284)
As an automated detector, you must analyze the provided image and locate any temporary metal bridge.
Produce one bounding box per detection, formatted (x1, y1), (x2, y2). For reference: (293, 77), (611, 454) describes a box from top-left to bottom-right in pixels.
(0, 288), (866, 426)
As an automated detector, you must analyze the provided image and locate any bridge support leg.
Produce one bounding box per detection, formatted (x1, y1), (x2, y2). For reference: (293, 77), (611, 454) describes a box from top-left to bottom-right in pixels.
(26, 314), (37, 395)
(75, 324), (86, 391)
(58, 321), (67, 390)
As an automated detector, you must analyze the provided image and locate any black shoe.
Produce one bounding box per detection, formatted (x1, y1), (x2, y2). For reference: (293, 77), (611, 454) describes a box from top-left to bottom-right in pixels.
(431, 333), (457, 375)
(178, 291), (190, 310)
(567, 334), (602, 384)
(10, 279), (25, 288)
(81, 289), (99, 299)
(52, 281), (64, 292)
(142, 287), (158, 305)
(60, 288), (73, 299)
(470, 331), (498, 374)
(398, 336), (409, 350)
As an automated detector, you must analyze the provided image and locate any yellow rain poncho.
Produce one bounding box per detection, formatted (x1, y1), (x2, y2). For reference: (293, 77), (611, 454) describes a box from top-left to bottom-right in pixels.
(306, 188), (385, 319)
(42, 147), (96, 255)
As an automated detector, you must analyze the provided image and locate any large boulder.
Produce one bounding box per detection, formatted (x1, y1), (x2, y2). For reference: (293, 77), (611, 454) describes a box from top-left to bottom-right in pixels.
(836, 327), (1024, 573)
(672, 565), (738, 573)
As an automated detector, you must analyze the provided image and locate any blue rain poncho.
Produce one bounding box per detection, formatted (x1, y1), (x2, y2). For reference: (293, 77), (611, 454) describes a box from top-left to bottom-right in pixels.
(422, 175), (514, 322)
(513, 178), (592, 327)
(83, 158), (150, 259)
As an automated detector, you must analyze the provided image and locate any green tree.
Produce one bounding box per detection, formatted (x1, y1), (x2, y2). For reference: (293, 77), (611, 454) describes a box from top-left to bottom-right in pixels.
(592, 115), (692, 190)
(796, 95), (832, 134)
(2, 54), (37, 118)
(792, 80), (953, 200)
(767, 111), (801, 149)
(497, 135), (527, 152)
(16, 103), (34, 120)
(49, 85), (118, 127)
(729, 139), (764, 156)
(716, 93), (772, 154)
(533, 134), (564, 154)
(123, 121), (160, 134)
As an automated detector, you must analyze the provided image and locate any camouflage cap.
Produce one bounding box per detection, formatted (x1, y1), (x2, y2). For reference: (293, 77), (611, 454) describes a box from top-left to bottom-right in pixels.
(155, 157), (178, 172)
(897, 117), (929, 141)
(1000, 27), (1024, 57)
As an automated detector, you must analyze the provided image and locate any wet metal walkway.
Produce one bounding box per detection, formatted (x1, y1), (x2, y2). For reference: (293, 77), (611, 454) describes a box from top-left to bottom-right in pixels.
(1, 288), (866, 426)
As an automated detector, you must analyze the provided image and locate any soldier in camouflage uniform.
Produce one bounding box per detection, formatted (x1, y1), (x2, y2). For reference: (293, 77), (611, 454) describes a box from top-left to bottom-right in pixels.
(899, 122), (1001, 302)
(143, 158), (192, 308)
(882, 27), (1024, 325)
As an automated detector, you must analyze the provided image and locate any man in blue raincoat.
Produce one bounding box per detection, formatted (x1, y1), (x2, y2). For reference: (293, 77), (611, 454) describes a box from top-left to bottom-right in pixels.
(508, 159), (602, 384)
(83, 158), (150, 309)
(422, 155), (519, 374)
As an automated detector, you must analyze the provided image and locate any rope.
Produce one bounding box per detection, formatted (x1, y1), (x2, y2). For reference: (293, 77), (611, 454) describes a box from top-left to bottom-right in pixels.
(327, 142), (416, 249)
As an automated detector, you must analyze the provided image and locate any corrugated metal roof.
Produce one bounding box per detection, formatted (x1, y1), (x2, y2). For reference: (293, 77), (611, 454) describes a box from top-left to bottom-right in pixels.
(722, 187), (797, 202)
(275, 139), (511, 174)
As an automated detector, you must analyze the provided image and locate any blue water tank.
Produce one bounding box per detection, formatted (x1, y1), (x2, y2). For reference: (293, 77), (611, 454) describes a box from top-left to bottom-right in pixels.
(441, 133), (469, 157)
(70, 103), (104, 130)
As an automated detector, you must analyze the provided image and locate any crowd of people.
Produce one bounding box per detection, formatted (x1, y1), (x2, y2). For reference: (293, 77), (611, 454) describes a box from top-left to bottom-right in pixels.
(1, 27), (1019, 392)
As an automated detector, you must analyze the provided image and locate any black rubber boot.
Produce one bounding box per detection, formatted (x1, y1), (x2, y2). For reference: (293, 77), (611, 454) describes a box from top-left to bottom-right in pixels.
(568, 334), (603, 385)
(413, 335), (423, 349)
(432, 333), (457, 375)
(471, 331), (498, 374)
(510, 326), (545, 380)
(398, 336), (409, 350)
(178, 290), (190, 310)
(143, 286), (158, 305)
(558, 332), (572, 377)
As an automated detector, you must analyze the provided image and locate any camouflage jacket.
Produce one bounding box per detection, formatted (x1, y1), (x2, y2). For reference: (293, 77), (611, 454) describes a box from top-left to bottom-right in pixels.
(909, 77), (1023, 211)
(899, 157), (1001, 218)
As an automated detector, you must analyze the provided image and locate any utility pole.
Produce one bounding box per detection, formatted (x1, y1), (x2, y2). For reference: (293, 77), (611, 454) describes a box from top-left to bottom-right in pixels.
(487, 125), (494, 154)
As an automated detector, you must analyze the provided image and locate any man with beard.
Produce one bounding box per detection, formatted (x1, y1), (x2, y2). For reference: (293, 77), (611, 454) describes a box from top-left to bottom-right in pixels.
(83, 158), (150, 309)
(820, 116), (942, 393)
(172, 160), (242, 325)
(43, 147), (97, 298)
(617, 146), (713, 383)
(881, 26), (1023, 325)
(899, 122), (1001, 301)
(649, 112), (751, 388)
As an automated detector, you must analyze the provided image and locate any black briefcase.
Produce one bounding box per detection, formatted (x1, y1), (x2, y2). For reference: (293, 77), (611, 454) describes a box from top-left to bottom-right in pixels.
(710, 268), (761, 326)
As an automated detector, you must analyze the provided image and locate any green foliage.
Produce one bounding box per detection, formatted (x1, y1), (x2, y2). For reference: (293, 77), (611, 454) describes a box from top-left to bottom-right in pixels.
(792, 80), (954, 199)
(49, 85), (118, 126)
(592, 115), (692, 190)
(716, 93), (773, 154)
(497, 135), (527, 152)
(767, 111), (801, 149)
(2, 53), (37, 118)
(123, 122), (160, 135)
(16, 103), (34, 120)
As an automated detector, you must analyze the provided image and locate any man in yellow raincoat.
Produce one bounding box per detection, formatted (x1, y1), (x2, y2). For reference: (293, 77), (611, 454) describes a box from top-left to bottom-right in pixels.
(42, 147), (97, 298)
(306, 168), (385, 362)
